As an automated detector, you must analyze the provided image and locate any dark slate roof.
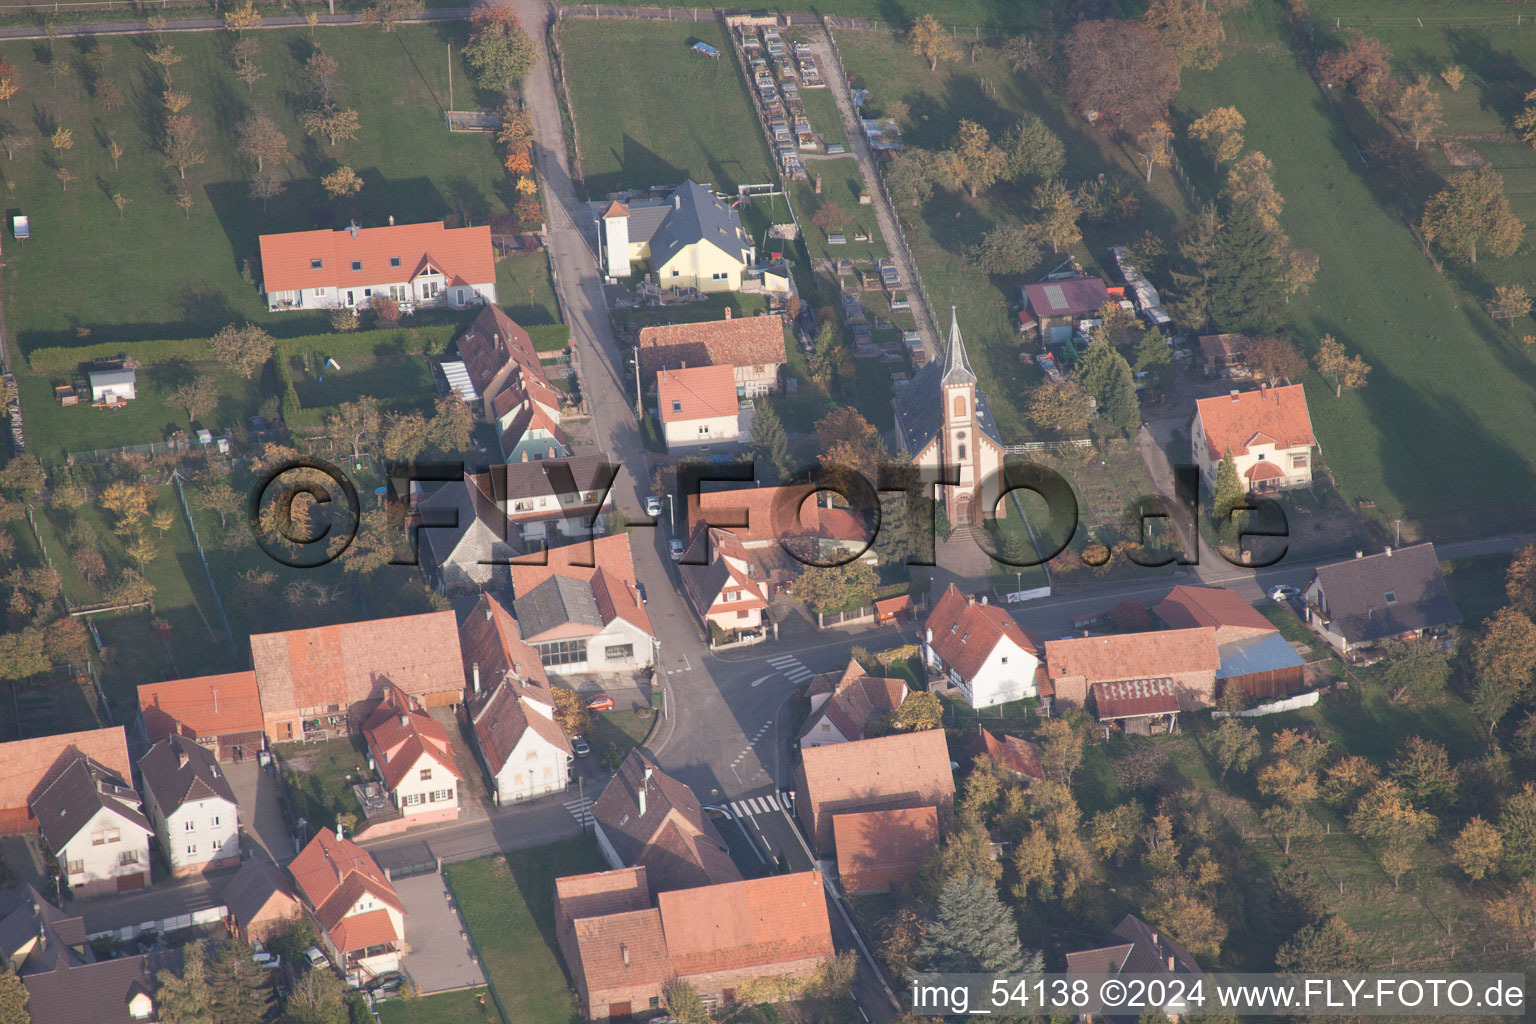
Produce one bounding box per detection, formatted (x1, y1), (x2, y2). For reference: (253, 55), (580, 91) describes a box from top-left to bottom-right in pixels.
(514, 575), (602, 639)
(138, 735), (237, 818)
(496, 455), (616, 504)
(22, 946), (181, 1024)
(30, 757), (151, 850)
(0, 885), (89, 976)
(219, 856), (299, 927)
(893, 314), (1002, 456)
(1310, 543), (1461, 645)
(416, 473), (515, 570)
(646, 180), (749, 267)
(1215, 632), (1306, 679)
(1066, 913), (1202, 1024)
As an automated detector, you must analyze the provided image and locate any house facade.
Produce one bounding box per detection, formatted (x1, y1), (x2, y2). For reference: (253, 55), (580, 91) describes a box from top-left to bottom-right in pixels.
(138, 735), (241, 877)
(658, 364), (740, 452)
(361, 685), (461, 825)
(598, 180), (754, 292)
(259, 221), (497, 312)
(894, 311), (1007, 528)
(510, 534), (655, 675)
(922, 584), (1042, 709)
(1303, 543), (1461, 655)
(679, 528), (769, 643)
(799, 657), (908, 748)
(636, 312), (787, 397)
(290, 829), (405, 983)
(31, 758), (153, 897)
(1192, 384), (1317, 494)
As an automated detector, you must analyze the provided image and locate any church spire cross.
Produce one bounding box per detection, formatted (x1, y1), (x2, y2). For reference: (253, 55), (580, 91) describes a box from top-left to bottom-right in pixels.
(940, 306), (977, 387)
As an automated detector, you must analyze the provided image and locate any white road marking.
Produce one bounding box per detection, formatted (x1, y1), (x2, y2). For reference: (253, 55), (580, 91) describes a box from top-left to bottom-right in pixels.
(764, 794), (779, 810)
(749, 674), (774, 688)
(785, 669), (814, 682)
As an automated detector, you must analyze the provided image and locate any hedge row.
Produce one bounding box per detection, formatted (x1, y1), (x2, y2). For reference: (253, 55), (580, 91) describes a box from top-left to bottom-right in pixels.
(28, 337), (209, 374)
(527, 324), (571, 353)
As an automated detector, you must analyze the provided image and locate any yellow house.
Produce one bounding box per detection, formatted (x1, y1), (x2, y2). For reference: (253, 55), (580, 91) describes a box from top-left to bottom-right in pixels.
(600, 180), (754, 293)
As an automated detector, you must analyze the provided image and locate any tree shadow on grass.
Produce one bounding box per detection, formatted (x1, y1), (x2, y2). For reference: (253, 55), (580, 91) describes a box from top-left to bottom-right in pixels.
(1445, 28), (1536, 127)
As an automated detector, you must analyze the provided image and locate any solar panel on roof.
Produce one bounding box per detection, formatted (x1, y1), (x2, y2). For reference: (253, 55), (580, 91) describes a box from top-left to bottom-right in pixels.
(1044, 284), (1066, 310)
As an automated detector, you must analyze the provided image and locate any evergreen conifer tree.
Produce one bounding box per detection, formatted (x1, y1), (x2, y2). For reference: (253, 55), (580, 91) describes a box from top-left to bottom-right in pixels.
(1208, 200), (1284, 332)
(915, 875), (1043, 974)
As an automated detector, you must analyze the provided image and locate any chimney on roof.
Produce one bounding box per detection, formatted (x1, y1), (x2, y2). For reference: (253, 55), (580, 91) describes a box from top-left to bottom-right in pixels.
(472, 663), (481, 695)
(399, 714), (409, 728)
(1355, 550), (1363, 559)
(724, 307), (732, 319)
(388, 215), (395, 226)
(1385, 546), (1393, 556)
(176, 744), (188, 770)
(1230, 390), (1240, 401)
(348, 221), (359, 240)
(212, 689), (218, 715)
(980, 595), (988, 605)
(637, 785), (647, 818)
(485, 604), (492, 621)
(36, 922), (44, 952)
(925, 627), (932, 644)
(966, 595), (975, 606)
(1260, 384), (1268, 399)
(1167, 954), (1176, 971)
(620, 943), (630, 966)
(673, 194), (681, 209)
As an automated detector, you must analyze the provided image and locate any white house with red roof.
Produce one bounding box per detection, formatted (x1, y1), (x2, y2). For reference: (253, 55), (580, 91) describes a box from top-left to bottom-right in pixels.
(679, 527), (769, 644)
(799, 657), (908, 747)
(361, 685), (461, 826)
(922, 583), (1043, 709)
(258, 220), (496, 312)
(1192, 384), (1317, 494)
(637, 311), (787, 397)
(290, 828), (404, 983)
(657, 364), (741, 452)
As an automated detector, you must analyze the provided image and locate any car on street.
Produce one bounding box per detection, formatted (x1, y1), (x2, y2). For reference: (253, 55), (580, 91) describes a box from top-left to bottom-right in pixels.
(585, 694), (615, 712)
(645, 496), (662, 517)
(669, 538), (685, 560)
(252, 952), (281, 970)
(572, 736), (592, 757)
(1269, 585), (1300, 602)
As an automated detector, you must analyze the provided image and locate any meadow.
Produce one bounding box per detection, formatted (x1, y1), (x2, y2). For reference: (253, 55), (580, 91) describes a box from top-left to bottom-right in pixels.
(558, 18), (775, 196)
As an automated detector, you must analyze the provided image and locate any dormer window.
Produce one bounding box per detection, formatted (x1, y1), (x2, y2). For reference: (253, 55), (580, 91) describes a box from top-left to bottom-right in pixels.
(351, 260), (362, 271)
(310, 258), (322, 270)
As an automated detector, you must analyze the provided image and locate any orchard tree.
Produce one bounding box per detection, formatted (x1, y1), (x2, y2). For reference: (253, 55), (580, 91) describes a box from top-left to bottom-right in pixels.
(886, 148), (939, 209)
(1244, 334), (1305, 386)
(1318, 32), (1393, 106)
(327, 399), (381, 464)
(1349, 780), (1436, 889)
(249, 168), (284, 212)
(943, 120), (1007, 198)
(163, 114), (205, 179)
(1390, 736), (1459, 811)
(209, 323), (274, 379)
(464, 20), (538, 94)
(1143, 0), (1224, 74)
(305, 49), (339, 104)
(968, 224), (1041, 275)
(1136, 120), (1174, 184)
(371, 0), (424, 31)
(1224, 151), (1284, 233)
(1210, 719), (1260, 781)
(236, 114), (287, 173)
(1002, 113), (1064, 183)
(1189, 106), (1245, 170)
(1032, 179), (1081, 254)
(232, 37), (265, 93)
(1065, 20), (1178, 136)
(321, 165), (364, 199)
(1488, 283), (1531, 324)
(909, 13), (960, 72)
(1380, 638), (1450, 704)
(1276, 917), (1366, 973)
(1421, 167), (1524, 265)
(1453, 816), (1504, 880)
(796, 559), (877, 617)
(169, 375), (218, 422)
(1508, 542), (1536, 619)
(1442, 65), (1465, 91)
(302, 105), (361, 147)
(1028, 380), (1094, 436)
(1392, 75), (1443, 150)
(1314, 334), (1370, 396)
(1487, 879), (1536, 949)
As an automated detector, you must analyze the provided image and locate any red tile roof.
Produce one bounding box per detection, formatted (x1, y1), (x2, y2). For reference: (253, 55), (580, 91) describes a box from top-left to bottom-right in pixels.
(657, 364), (738, 423)
(1091, 678), (1180, 720)
(249, 612), (464, 718)
(637, 315), (787, 376)
(459, 594), (553, 705)
(658, 871), (833, 975)
(965, 729), (1045, 781)
(555, 867), (651, 925)
(470, 674), (570, 776)
(801, 658), (908, 742)
(456, 304), (541, 397)
(289, 829), (401, 933)
(258, 222), (494, 294)
(1154, 586), (1274, 633)
(1045, 628), (1219, 686)
(923, 583), (1039, 681)
(572, 908), (671, 996)
(361, 686), (461, 790)
(138, 672), (264, 745)
(328, 908), (398, 954)
(833, 807), (939, 895)
(1194, 384), (1315, 460)
(687, 485), (821, 546)
(797, 730), (954, 853)
(508, 534), (653, 637)
(1023, 277), (1109, 317)
(0, 727), (132, 814)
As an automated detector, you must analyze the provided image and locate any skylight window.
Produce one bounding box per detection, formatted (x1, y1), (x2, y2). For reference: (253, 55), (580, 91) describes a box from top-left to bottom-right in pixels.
(351, 260), (362, 271)
(310, 258), (322, 270)
(1384, 591), (1397, 605)
(390, 256), (402, 268)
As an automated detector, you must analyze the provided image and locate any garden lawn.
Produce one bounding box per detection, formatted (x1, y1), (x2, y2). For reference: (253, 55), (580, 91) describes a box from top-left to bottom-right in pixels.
(495, 252), (560, 326)
(445, 839), (606, 1024)
(583, 0), (1122, 33)
(378, 989), (496, 1024)
(559, 19), (774, 195)
(276, 735), (367, 833)
(0, 23), (513, 352)
(1174, 2), (1536, 535)
(588, 705), (656, 766)
(287, 353), (435, 410)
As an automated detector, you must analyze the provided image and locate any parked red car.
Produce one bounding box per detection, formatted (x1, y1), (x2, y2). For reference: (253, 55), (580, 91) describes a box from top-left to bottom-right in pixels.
(584, 694), (616, 712)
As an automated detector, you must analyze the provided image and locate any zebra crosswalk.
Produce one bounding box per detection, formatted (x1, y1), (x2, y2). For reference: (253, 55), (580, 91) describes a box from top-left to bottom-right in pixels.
(767, 654), (814, 683)
(726, 790), (794, 820)
(563, 796), (594, 827)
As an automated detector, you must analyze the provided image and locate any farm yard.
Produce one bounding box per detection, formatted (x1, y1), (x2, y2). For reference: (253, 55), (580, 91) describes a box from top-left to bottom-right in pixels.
(558, 19), (776, 196)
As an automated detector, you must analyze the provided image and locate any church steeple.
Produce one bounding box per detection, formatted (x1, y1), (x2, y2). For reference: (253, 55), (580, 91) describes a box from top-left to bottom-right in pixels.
(939, 307), (976, 387)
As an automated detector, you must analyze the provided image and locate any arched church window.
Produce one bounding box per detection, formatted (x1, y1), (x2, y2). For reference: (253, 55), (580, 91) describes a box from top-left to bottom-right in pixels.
(958, 443), (967, 460)
(953, 396), (966, 417)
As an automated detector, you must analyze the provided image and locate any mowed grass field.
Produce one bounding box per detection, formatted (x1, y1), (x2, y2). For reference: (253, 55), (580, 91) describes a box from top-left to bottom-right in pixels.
(445, 840), (606, 1024)
(1175, 1), (1536, 535)
(591, 0), (1132, 33)
(559, 19), (774, 195)
(0, 23), (514, 352)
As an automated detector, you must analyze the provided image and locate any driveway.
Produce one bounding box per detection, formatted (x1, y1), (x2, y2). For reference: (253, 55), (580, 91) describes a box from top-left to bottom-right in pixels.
(224, 760), (296, 865)
(394, 872), (487, 994)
